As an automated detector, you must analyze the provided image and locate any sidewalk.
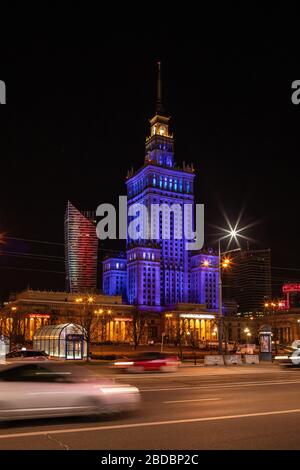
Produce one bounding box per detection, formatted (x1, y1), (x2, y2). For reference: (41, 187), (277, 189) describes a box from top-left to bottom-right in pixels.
(90, 344), (252, 360)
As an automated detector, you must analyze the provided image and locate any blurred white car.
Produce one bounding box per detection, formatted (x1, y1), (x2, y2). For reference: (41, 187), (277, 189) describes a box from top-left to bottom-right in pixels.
(275, 341), (300, 366)
(0, 362), (140, 422)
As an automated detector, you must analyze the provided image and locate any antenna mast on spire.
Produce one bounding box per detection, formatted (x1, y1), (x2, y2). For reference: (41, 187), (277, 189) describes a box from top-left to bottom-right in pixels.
(156, 61), (163, 114)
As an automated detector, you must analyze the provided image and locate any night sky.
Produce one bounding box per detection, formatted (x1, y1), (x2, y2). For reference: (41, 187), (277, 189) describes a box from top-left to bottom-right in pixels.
(0, 13), (299, 301)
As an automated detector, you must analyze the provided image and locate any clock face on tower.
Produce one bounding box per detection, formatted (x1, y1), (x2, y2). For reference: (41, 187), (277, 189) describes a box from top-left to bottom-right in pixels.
(159, 125), (166, 135)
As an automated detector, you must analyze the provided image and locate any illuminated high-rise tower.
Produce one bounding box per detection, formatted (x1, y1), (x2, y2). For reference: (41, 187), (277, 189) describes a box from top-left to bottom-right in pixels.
(126, 62), (196, 308)
(64, 201), (98, 293)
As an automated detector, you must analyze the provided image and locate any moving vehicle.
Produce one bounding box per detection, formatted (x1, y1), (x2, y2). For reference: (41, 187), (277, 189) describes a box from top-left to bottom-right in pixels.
(274, 340), (300, 367)
(0, 362), (140, 422)
(275, 340), (300, 366)
(114, 351), (180, 373)
(6, 350), (50, 361)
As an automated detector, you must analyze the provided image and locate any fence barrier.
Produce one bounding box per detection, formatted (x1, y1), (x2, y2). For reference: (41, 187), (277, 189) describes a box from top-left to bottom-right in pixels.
(204, 355), (225, 366)
(244, 354), (259, 364)
(224, 354), (242, 365)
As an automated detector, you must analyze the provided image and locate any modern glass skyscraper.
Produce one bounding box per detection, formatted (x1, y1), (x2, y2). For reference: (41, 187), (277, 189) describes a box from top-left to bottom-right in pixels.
(64, 201), (98, 293)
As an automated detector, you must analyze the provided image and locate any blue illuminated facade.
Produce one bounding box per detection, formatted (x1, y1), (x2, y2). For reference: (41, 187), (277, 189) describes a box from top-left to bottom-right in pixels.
(125, 112), (195, 310)
(102, 255), (127, 298)
(190, 250), (219, 310)
(102, 68), (219, 313)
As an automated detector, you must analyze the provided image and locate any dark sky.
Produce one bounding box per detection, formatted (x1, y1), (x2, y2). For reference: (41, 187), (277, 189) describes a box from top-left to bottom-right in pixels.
(0, 11), (300, 300)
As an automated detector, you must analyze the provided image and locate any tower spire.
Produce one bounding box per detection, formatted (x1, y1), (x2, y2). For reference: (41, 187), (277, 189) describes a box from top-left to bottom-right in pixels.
(156, 61), (163, 114)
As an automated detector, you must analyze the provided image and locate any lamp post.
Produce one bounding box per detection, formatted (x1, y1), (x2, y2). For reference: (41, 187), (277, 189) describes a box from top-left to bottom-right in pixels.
(218, 240), (223, 355)
(264, 301), (283, 355)
(161, 332), (165, 353)
(205, 221), (247, 354)
(75, 296), (95, 361)
(217, 242), (241, 354)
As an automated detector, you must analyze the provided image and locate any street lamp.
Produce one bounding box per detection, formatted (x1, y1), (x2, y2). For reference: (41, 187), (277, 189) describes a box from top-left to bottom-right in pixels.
(264, 300), (283, 354)
(74, 295), (95, 361)
(243, 327), (252, 341)
(217, 239), (241, 354)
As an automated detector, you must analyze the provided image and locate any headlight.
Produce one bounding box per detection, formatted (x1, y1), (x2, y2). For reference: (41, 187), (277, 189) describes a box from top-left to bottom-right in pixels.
(114, 361), (134, 366)
(100, 386), (139, 394)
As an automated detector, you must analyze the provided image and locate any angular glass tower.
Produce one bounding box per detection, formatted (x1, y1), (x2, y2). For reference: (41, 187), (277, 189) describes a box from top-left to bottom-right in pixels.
(64, 201), (98, 293)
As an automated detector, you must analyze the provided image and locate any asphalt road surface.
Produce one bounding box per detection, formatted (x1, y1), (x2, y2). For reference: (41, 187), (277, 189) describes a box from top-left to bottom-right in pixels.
(1, 364), (300, 450)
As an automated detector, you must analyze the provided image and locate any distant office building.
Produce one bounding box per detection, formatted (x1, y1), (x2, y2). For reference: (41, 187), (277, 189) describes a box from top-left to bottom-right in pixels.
(283, 283), (300, 309)
(64, 201), (98, 293)
(229, 248), (272, 313)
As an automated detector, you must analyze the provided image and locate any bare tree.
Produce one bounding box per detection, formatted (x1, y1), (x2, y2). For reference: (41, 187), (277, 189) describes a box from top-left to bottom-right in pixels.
(2, 310), (26, 350)
(188, 330), (199, 365)
(75, 299), (113, 361)
(74, 298), (97, 362)
(129, 307), (146, 350)
(174, 318), (188, 359)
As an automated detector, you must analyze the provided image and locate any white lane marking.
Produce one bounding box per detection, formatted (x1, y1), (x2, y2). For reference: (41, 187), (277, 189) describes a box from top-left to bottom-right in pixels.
(1, 408), (300, 440)
(0, 406), (88, 412)
(163, 398), (221, 404)
(115, 369), (280, 379)
(140, 379), (300, 392)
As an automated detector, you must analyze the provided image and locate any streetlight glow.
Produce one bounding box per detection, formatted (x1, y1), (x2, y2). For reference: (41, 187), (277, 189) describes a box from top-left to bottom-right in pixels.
(211, 211), (258, 251)
(222, 258), (231, 268)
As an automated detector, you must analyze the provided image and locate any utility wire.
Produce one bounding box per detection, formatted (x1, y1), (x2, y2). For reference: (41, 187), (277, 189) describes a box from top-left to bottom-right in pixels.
(5, 236), (64, 246)
(3, 236), (122, 254)
(0, 266), (64, 274)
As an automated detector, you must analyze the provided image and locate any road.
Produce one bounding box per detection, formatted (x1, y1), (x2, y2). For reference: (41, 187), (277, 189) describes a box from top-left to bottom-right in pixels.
(1, 364), (300, 449)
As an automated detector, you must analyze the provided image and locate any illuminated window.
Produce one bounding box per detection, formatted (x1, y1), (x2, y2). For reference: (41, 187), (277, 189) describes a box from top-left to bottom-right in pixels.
(116, 263), (119, 269)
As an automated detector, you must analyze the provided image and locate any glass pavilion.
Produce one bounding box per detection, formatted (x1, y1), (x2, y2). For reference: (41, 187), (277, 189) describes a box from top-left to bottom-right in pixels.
(33, 323), (87, 360)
